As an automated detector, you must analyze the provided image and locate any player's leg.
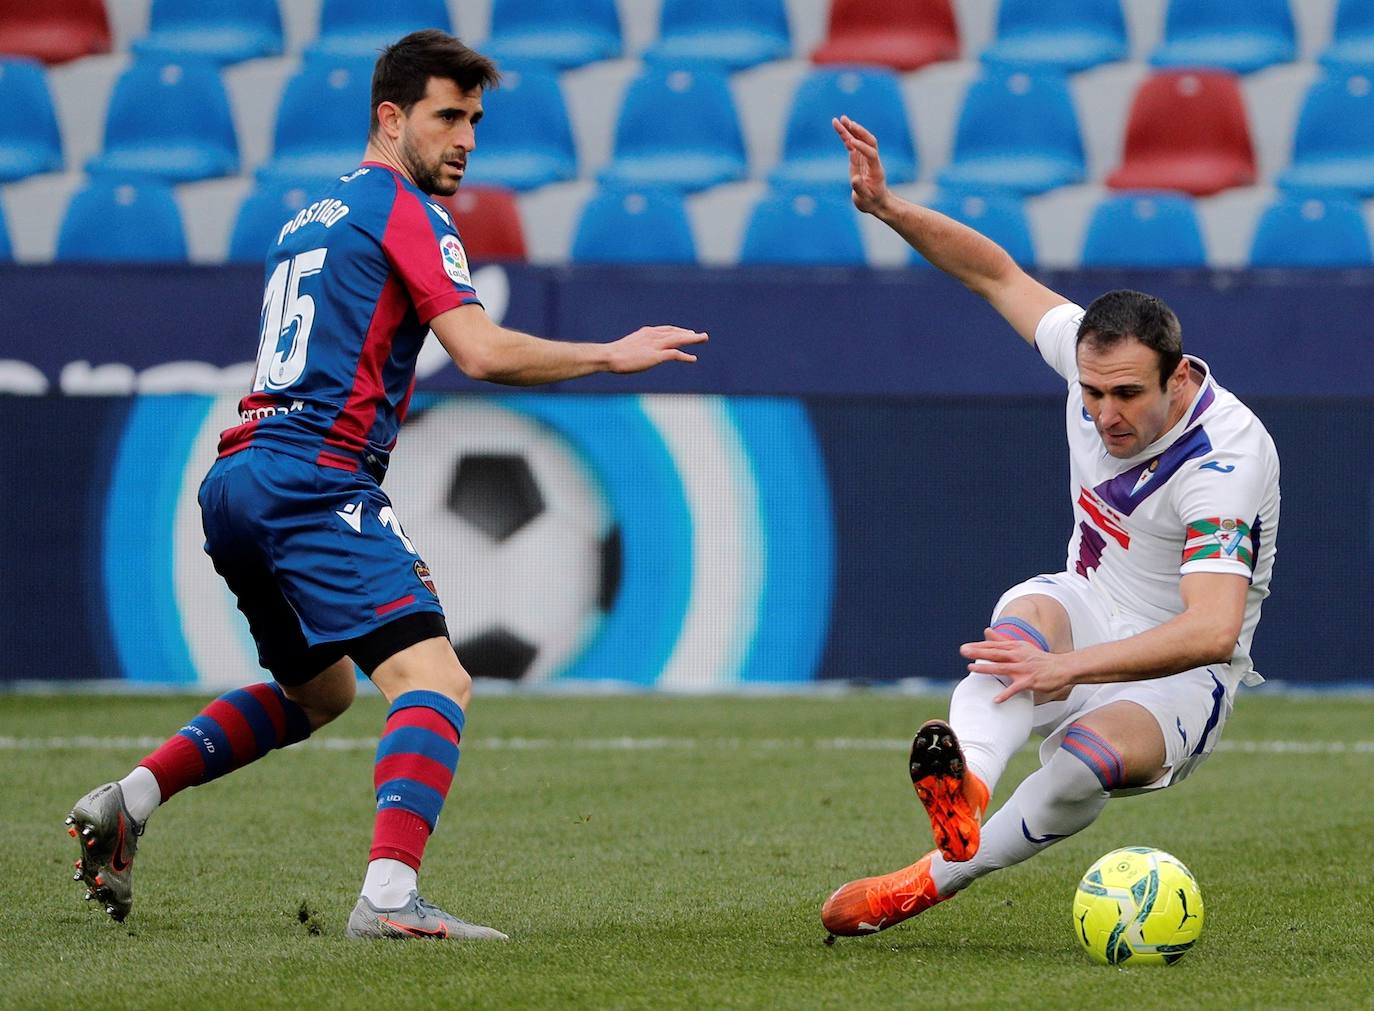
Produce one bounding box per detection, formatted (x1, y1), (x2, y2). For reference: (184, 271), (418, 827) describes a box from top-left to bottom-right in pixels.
(909, 589), (1074, 865)
(343, 628), (506, 941)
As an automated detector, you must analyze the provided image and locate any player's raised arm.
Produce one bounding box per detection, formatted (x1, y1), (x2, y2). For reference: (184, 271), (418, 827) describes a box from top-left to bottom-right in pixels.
(833, 114), (1068, 345)
(431, 302), (708, 386)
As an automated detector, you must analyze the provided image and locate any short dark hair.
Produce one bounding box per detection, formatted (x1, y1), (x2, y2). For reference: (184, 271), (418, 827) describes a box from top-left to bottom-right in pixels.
(1076, 289), (1183, 388)
(369, 30), (500, 137)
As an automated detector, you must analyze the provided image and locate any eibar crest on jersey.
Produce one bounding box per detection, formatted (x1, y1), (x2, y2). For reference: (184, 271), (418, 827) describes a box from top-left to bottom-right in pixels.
(1183, 518), (1254, 568)
(440, 234), (471, 285)
(1130, 458), (1160, 496)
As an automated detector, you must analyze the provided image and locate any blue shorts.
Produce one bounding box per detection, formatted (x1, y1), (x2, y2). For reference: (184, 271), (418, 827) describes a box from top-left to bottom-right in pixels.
(199, 447), (446, 681)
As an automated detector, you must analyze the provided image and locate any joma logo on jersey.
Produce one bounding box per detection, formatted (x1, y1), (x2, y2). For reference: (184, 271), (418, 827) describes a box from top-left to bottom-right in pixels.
(277, 198), (350, 244)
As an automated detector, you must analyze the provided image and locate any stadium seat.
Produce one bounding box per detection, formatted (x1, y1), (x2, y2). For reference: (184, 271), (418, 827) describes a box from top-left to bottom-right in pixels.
(938, 68), (1084, 195)
(642, 0), (791, 72)
(0, 198), (11, 260)
(307, 0), (452, 60)
(256, 58), (372, 187)
(571, 187), (696, 264)
(461, 64), (575, 192)
(439, 185), (528, 263)
(0, 0), (109, 64)
(980, 0), (1128, 74)
(1150, 0), (1296, 75)
(1106, 72), (1256, 197)
(770, 68), (917, 189)
(739, 189), (865, 265)
(1249, 195), (1373, 267)
(1080, 193), (1206, 267)
(56, 180), (188, 262)
(482, 0), (621, 71)
(1279, 72), (1374, 196)
(0, 59), (63, 182)
(227, 182), (314, 263)
(812, 0), (959, 72)
(913, 190), (1035, 267)
(1322, 0), (1374, 72)
(87, 59), (239, 183)
(599, 65), (747, 192)
(132, 0), (284, 65)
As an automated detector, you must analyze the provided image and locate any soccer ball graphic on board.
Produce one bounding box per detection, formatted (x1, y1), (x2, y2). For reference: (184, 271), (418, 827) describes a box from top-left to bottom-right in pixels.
(1072, 847), (1205, 965)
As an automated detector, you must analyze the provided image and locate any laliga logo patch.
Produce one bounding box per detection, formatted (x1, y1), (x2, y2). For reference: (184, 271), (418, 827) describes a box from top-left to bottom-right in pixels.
(414, 560), (438, 595)
(440, 233), (470, 285)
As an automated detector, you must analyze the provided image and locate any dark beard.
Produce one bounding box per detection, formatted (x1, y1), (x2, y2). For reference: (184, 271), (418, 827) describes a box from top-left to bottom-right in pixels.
(400, 139), (460, 196)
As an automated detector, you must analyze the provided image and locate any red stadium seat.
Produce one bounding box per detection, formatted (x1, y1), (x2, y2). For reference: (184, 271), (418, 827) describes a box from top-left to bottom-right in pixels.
(1107, 71), (1256, 197)
(811, 0), (959, 72)
(438, 186), (527, 263)
(0, 0), (110, 64)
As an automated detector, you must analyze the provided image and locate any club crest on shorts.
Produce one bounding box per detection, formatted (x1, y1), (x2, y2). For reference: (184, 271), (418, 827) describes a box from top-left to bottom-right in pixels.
(414, 560), (438, 595)
(439, 233), (470, 285)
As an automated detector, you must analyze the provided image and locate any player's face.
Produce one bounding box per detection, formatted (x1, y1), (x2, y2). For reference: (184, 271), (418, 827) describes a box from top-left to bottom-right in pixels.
(398, 77), (483, 196)
(1078, 338), (1192, 459)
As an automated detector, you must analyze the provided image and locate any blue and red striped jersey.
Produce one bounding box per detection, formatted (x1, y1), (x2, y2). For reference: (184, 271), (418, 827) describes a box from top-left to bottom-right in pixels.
(218, 162), (481, 480)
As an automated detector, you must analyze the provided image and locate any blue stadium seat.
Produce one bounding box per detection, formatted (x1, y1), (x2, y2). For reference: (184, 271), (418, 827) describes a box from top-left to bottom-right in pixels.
(1080, 193), (1206, 267)
(132, 0), (283, 65)
(913, 190), (1035, 267)
(257, 58), (372, 187)
(571, 187), (696, 264)
(739, 189), (865, 265)
(1279, 72), (1374, 196)
(770, 69), (916, 189)
(938, 68), (1084, 194)
(0, 59), (63, 182)
(1322, 0), (1374, 72)
(483, 0), (621, 71)
(642, 0), (791, 72)
(87, 59), (238, 182)
(1249, 195), (1373, 266)
(227, 182), (315, 263)
(599, 65), (747, 192)
(56, 180), (187, 262)
(1150, 0), (1296, 75)
(462, 63), (575, 191)
(306, 0), (452, 60)
(0, 198), (12, 260)
(981, 0), (1127, 74)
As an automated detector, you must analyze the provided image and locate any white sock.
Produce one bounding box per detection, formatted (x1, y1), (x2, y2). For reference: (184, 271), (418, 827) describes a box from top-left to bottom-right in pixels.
(361, 858), (418, 909)
(118, 766), (161, 824)
(931, 745), (1108, 895)
(948, 673), (1033, 794)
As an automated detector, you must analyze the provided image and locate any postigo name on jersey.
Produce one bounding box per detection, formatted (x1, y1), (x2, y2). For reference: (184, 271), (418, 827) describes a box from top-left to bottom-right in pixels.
(277, 199), (350, 245)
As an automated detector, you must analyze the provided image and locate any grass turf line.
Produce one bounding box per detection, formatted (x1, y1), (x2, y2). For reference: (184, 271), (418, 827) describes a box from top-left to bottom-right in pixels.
(2, 693), (1371, 1010)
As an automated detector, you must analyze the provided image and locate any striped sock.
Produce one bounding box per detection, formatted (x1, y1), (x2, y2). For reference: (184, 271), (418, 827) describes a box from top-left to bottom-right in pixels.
(1060, 723), (1128, 790)
(990, 617), (1050, 651)
(139, 681), (312, 800)
(369, 690), (464, 870)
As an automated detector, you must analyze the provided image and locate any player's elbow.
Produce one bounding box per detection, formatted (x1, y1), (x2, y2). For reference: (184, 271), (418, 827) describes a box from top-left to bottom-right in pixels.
(1195, 616), (1242, 665)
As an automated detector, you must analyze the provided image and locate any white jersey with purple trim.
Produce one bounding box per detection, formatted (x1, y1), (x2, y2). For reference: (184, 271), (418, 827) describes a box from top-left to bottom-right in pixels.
(1034, 302), (1280, 689)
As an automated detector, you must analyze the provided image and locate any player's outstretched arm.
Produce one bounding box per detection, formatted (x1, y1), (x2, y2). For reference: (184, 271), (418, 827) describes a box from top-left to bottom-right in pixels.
(432, 303), (708, 386)
(833, 114), (1068, 346)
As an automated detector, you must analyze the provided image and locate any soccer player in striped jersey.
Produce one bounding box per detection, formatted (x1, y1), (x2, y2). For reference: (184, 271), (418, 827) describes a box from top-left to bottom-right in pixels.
(820, 116), (1279, 939)
(65, 30), (706, 938)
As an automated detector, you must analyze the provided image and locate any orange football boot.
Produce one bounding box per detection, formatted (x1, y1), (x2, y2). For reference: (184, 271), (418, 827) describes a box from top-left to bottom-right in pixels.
(909, 719), (989, 863)
(821, 851), (949, 937)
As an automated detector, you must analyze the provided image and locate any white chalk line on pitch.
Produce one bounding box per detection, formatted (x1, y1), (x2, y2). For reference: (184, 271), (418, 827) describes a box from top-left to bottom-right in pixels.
(0, 735), (1372, 754)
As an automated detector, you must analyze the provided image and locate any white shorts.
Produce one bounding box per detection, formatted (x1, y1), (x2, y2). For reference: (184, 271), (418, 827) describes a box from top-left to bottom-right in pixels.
(993, 571), (1233, 793)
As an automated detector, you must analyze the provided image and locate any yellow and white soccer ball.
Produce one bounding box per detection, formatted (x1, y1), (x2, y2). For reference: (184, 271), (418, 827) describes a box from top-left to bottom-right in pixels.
(1072, 847), (1204, 965)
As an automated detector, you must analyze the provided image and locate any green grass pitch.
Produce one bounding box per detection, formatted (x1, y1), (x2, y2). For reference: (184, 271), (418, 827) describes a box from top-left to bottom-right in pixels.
(2, 691), (1371, 1009)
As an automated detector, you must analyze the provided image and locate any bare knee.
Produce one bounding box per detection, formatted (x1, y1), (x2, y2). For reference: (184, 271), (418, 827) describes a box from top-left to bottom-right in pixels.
(282, 658), (357, 729)
(369, 636), (472, 710)
(995, 593), (1074, 653)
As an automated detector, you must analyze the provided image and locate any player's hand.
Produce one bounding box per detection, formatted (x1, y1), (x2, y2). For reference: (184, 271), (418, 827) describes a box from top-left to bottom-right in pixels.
(832, 115), (890, 217)
(607, 325), (709, 374)
(960, 627), (1076, 703)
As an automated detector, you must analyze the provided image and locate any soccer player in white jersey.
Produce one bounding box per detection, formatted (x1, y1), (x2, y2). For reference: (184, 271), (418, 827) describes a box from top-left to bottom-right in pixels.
(820, 116), (1280, 938)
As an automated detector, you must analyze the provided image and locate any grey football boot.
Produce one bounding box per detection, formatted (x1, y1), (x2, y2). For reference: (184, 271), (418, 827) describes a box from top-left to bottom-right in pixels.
(346, 891), (509, 941)
(65, 782), (143, 922)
